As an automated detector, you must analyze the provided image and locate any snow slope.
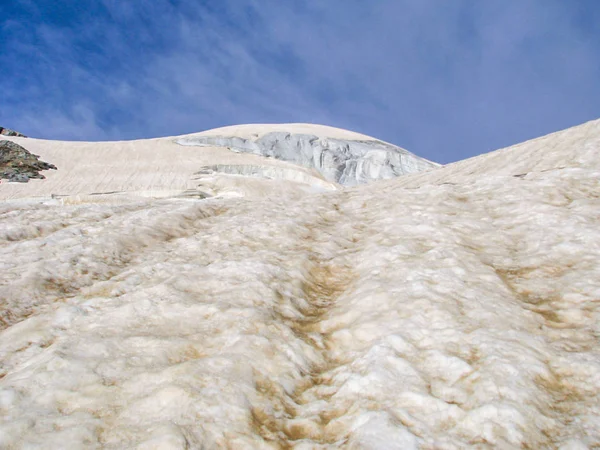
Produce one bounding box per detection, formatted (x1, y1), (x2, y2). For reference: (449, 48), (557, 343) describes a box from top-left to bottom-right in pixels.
(0, 123), (436, 202)
(1, 120), (599, 449)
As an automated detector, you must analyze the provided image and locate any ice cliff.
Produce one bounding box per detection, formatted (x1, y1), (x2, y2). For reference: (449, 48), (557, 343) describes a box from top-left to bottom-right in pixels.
(177, 124), (438, 186)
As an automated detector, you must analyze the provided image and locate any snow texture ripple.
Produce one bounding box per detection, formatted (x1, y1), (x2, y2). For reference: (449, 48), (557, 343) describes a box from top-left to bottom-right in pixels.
(1, 120), (600, 449)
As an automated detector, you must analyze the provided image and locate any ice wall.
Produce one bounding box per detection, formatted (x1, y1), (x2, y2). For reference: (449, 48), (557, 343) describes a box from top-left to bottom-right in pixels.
(177, 131), (439, 186)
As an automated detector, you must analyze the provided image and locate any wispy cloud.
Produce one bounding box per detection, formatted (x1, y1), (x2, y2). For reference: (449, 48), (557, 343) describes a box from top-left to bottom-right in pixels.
(1, 0), (599, 162)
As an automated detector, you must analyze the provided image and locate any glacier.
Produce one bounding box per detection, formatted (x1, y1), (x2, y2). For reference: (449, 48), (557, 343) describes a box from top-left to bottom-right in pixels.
(0, 121), (599, 449)
(176, 124), (439, 186)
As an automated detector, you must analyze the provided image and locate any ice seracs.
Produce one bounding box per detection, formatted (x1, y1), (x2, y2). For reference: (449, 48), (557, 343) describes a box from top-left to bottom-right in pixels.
(0, 119), (599, 448)
(177, 123), (439, 186)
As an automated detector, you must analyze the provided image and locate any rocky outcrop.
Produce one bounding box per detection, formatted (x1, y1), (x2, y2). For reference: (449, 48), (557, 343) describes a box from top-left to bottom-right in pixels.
(0, 127), (26, 138)
(0, 140), (56, 182)
(177, 132), (439, 186)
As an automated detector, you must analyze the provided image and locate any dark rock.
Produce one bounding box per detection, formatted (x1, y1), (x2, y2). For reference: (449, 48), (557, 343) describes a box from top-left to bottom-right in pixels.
(0, 127), (27, 138)
(0, 140), (57, 183)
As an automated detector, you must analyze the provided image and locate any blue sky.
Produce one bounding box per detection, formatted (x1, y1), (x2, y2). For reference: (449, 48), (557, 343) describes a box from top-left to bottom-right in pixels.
(1, 0), (599, 163)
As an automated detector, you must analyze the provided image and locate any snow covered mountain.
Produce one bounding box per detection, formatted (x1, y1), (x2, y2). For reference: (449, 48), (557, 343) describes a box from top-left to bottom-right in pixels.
(177, 124), (438, 186)
(0, 120), (599, 449)
(0, 124), (437, 203)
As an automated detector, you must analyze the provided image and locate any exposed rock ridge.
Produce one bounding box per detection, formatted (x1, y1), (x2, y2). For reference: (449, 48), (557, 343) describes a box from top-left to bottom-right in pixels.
(177, 131), (439, 186)
(0, 127), (26, 138)
(0, 140), (57, 182)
